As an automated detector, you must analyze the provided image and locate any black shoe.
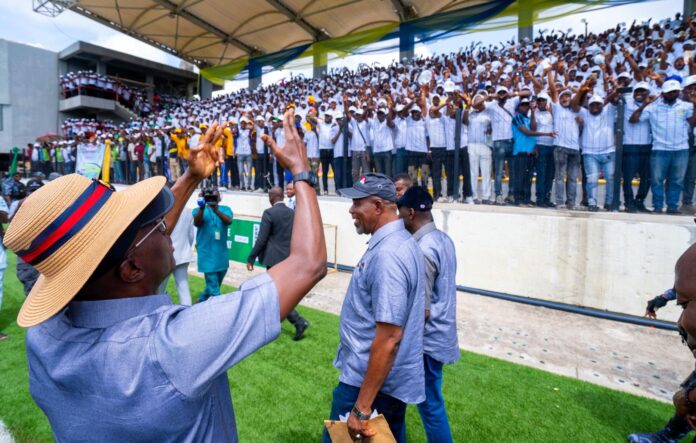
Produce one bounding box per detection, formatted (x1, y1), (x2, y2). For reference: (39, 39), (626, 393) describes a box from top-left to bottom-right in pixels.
(0, 332), (8, 341)
(625, 206), (638, 213)
(635, 201), (649, 213)
(588, 205), (599, 212)
(293, 320), (309, 341)
(666, 208), (683, 215)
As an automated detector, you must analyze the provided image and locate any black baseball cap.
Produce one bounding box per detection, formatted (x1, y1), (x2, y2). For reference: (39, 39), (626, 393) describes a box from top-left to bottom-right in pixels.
(397, 186), (433, 211)
(338, 173), (397, 202)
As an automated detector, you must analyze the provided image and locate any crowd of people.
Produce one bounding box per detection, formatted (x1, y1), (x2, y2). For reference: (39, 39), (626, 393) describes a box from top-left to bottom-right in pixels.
(44, 13), (696, 214)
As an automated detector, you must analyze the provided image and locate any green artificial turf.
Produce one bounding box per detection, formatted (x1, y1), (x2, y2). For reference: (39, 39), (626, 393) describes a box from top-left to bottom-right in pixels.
(0, 252), (683, 442)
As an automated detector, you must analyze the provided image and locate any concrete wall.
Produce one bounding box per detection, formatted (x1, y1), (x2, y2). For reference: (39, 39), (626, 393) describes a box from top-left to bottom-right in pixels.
(0, 40), (58, 152)
(213, 192), (693, 322)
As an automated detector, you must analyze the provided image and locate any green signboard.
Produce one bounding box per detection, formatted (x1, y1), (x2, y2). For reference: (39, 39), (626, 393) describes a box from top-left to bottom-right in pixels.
(227, 217), (265, 267)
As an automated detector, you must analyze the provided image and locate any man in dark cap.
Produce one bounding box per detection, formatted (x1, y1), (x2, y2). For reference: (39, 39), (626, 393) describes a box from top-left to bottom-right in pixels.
(322, 173), (425, 443)
(397, 186), (459, 443)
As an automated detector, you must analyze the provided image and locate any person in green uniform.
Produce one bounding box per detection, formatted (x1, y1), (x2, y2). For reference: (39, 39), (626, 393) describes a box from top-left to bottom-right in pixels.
(193, 189), (233, 301)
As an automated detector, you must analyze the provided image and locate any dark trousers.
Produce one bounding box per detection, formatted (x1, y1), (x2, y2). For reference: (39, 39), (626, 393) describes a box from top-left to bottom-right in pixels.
(535, 145), (555, 204)
(395, 147), (407, 175)
(320, 149), (334, 193)
(333, 157), (352, 189)
(274, 160), (286, 189)
(623, 144), (652, 208)
(512, 153), (535, 204)
(269, 262), (305, 327)
(374, 151), (392, 177)
(683, 148), (696, 205)
(224, 157), (239, 188)
(254, 154), (269, 190)
(417, 354), (454, 443)
(446, 148), (472, 198)
(580, 156), (588, 205)
(431, 147), (447, 198)
(322, 382), (407, 443)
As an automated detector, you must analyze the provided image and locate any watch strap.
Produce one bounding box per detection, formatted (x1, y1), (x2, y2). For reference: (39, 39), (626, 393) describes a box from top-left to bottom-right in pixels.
(352, 405), (371, 421)
(293, 170), (318, 186)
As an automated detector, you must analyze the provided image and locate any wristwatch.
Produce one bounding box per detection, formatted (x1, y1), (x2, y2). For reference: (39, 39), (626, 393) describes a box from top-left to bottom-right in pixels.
(293, 170), (318, 187)
(352, 405), (371, 421)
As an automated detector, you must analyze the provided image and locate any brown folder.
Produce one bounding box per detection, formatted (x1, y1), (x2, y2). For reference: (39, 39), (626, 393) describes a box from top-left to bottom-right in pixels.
(323, 414), (396, 443)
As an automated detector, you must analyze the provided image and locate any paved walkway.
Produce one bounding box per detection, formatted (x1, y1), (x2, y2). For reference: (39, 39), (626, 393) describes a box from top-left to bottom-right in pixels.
(212, 261), (693, 403)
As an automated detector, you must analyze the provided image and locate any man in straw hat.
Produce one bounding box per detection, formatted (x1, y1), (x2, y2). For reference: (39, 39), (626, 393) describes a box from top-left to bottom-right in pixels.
(4, 109), (326, 441)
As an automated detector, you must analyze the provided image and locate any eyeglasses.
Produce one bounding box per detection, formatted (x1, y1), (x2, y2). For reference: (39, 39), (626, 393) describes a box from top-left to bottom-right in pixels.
(130, 218), (167, 252)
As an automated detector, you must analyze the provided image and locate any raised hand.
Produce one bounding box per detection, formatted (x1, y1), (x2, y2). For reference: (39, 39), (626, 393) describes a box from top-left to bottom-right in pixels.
(188, 122), (225, 179)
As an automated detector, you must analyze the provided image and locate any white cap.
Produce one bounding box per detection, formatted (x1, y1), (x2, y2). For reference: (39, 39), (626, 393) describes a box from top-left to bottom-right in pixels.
(355, 108), (364, 115)
(684, 75), (696, 88)
(536, 92), (551, 101)
(333, 111), (344, 119)
(634, 81), (651, 91)
(495, 85), (509, 94)
(395, 104), (405, 112)
(588, 95), (604, 105)
(662, 79), (682, 93)
(617, 72), (631, 79)
(444, 80), (456, 93)
(410, 105), (422, 113)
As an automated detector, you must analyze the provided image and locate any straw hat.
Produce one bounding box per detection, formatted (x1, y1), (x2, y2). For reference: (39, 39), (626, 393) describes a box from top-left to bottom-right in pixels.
(4, 174), (169, 327)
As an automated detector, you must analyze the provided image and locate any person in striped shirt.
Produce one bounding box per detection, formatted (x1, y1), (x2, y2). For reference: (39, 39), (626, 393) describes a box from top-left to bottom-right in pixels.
(631, 79), (696, 214)
(533, 93), (556, 208)
(622, 82), (653, 213)
(425, 91), (449, 202)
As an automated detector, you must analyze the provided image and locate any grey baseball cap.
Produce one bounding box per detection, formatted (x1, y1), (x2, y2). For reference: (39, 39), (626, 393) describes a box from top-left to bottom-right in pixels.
(338, 173), (397, 202)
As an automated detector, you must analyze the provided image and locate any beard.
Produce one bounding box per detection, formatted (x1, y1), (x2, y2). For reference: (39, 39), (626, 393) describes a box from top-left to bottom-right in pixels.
(354, 220), (365, 235)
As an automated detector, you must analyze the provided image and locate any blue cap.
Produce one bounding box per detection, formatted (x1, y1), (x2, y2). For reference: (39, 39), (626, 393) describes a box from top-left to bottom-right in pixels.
(338, 173), (396, 202)
(397, 186), (433, 211)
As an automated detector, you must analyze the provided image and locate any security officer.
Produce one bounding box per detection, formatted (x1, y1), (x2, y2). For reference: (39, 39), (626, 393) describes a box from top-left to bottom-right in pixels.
(397, 186), (459, 443)
(323, 173), (425, 443)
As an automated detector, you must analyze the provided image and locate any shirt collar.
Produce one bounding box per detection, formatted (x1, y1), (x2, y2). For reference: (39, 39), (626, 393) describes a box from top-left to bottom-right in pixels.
(65, 294), (172, 328)
(412, 222), (436, 241)
(368, 219), (404, 250)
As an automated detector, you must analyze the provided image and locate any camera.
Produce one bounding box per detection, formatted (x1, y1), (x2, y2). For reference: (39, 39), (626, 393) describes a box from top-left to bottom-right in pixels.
(203, 187), (219, 203)
(617, 86), (633, 94)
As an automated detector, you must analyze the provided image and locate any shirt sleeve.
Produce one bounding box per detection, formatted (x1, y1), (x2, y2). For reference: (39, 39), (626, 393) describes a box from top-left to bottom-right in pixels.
(153, 273), (281, 398)
(422, 255), (437, 312)
(369, 250), (413, 327)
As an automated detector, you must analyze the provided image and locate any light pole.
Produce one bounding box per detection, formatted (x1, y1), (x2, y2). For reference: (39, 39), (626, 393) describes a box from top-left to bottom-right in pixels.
(581, 18), (588, 37)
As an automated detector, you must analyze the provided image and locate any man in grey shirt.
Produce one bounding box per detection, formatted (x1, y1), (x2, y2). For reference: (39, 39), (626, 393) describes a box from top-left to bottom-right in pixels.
(323, 173), (425, 443)
(398, 186), (459, 443)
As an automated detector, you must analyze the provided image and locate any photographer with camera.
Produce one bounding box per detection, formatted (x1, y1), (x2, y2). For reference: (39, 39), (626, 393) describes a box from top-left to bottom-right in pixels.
(193, 184), (233, 302)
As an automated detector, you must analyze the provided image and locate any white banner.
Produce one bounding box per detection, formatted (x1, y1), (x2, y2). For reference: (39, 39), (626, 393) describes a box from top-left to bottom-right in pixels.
(75, 143), (105, 179)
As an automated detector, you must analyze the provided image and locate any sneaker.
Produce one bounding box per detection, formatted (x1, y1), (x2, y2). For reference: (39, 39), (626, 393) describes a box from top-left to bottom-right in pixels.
(555, 204), (567, 210)
(464, 197), (474, 204)
(474, 199), (482, 205)
(588, 205), (599, 212)
(625, 206), (637, 213)
(545, 202), (556, 208)
(504, 195), (514, 204)
(254, 188), (264, 193)
(0, 332), (7, 341)
(652, 207), (663, 214)
(293, 320), (309, 341)
(436, 196), (447, 203)
(446, 197), (454, 203)
(628, 431), (686, 443)
(495, 195), (505, 205)
(666, 208), (682, 215)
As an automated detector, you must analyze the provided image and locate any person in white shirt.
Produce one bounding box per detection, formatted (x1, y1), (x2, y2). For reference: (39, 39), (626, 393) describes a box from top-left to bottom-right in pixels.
(346, 106), (370, 182)
(443, 100), (471, 203)
(426, 94), (448, 201)
(393, 106), (409, 175)
(466, 95), (493, 203)
(622, 82), (653, 213)
(236, 120), (254, 191)
(406, 103), (430, 189)
(533, 93), (555, 207)
(577, 90), (618, 212)
(253, 116), (270, 192)
(549, 76), (583, 210)
(318, 113), (336, 195)
(370, 105), (396, 178)
(332, 113), (351, 188)
(631, 79), (696, 214)
(304, 116), (320, 192)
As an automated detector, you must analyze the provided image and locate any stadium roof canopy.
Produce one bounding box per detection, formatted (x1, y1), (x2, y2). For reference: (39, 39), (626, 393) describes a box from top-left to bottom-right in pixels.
(66, 0), (486, 67)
